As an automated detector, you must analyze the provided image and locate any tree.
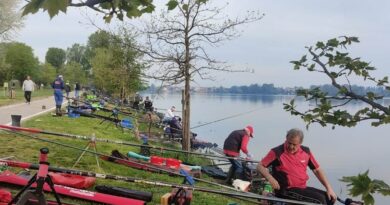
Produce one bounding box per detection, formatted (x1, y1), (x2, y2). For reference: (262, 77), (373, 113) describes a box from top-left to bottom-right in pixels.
(21, 0), (157, 22)
(63, 61), (88, 85)
(285, 36), (390, 129)
(36, 63), (57, 86)
(139, 0), (263, 150)
(45, 47), (66, 74)
(0, 0), (24, 41)
(66, 43), (90, 72)
(84, 30), (112, 69)
(0, 43), (11, 84)
(91, 31), (145, 99)
(3, 42), (39, 82)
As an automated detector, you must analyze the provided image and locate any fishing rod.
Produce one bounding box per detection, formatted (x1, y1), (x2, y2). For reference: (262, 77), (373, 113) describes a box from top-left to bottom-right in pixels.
(0, 125), (257, 163)
(65, 96), (133, 116)
(337, 197), (363, 205)
(190, 107), (263, 129)
(0, 129), (256, 194)
(155, 107), (182, 112)
(71, 109), (121, 124)
(0, 158), (320, 205)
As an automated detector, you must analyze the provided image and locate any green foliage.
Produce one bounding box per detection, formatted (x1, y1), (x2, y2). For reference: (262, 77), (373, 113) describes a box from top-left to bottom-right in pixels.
(35, 63), (56, 85)
(66, 43), (90, 72)
(62, 61), (88, 85)
(22, 0), (158, 22)
(285, 36), (390, 128)
(166, 0), (179, 10)
(0, 43), (11, 84)
(45, 47), (66, 73)
(2, 42), (39, 82)
(340, 170), (390, 205)
(90, 30), (146, 98)
(87, 31), (111, 51)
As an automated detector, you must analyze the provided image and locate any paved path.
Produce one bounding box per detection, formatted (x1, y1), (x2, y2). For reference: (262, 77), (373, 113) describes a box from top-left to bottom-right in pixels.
(0, 94), (71, 125)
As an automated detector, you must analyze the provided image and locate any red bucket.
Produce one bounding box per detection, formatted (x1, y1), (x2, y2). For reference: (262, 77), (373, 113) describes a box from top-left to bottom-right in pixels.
(165, 158), (182, 169)
(150, 156), (164, 166)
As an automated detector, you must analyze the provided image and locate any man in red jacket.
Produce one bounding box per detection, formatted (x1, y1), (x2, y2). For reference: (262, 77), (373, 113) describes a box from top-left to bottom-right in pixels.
(257, 128), (337, 205)
(223, 125), (254, 184)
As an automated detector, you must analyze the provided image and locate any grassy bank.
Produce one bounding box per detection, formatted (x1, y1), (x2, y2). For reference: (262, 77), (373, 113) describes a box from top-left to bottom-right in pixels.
(0, 110), (251, 204)
(0, 88), (53, 107)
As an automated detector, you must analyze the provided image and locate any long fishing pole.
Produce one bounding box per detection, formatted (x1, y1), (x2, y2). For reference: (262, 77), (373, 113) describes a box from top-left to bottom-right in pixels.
(65, 96), (133, 116)
(0, 158), (320, 205)
(0, 129), (255, 194)
(191, 107), (263, 129)
(0, 125), (257, 163)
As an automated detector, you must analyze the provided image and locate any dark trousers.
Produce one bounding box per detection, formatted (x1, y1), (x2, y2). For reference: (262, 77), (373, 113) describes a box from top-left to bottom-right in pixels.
(226, 155), (243, 183)
(24, 91), (32, 102)
(276, 187), (334, 205)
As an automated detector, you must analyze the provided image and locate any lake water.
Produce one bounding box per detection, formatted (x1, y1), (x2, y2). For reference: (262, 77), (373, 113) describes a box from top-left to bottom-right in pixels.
(150, 93), (390, 204)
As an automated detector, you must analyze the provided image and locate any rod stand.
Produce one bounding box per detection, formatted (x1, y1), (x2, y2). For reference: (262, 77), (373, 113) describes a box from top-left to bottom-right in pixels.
(72, 135), (101, 171)
(99, 108), (123, 132)
(10, 148), (62, 205)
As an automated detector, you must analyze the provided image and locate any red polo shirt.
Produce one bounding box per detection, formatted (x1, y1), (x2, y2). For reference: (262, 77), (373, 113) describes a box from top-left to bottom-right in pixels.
(261, 143), (320, 189)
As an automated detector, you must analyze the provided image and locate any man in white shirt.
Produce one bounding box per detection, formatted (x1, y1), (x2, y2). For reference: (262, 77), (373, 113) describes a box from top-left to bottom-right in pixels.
(163, 106), (176, 123)
(22, 75), (35, 104)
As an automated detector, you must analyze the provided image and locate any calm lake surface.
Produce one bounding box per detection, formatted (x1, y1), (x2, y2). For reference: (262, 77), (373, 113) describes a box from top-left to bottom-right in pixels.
(150, 93), (390, 204)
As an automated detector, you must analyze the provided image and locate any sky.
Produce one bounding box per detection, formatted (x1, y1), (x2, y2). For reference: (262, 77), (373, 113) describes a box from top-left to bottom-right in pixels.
(15, 0), (390, 87)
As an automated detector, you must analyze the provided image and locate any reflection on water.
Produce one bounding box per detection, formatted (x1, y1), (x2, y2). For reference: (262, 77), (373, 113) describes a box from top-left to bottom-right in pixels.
(151, 93), (390, 204)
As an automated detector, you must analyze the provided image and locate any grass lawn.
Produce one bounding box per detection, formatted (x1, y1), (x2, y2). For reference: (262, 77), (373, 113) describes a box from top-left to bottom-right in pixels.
(0, 110), (252, 204)
(0, 88), (53, 107)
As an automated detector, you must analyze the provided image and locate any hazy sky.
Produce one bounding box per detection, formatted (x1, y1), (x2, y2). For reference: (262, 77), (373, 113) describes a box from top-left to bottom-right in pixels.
(15, 0), (390, 87)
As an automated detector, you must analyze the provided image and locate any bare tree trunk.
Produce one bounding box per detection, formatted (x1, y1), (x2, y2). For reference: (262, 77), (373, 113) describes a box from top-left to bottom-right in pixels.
(182, 8), (191, 151)
(182, 80), (191, 151)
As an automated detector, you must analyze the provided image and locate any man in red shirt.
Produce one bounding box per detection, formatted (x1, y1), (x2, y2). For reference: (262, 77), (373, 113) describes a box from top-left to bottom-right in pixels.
(223, 125), (254, 184)
(257, 128), (337, 205)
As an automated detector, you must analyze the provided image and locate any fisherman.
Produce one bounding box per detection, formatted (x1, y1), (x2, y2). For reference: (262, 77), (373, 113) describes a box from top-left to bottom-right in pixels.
(257, 128), (337, 205)
(223, 125), (254, 184)
(75, 82), (81, 100)
(133, 92), (142, 110)
(163, 106), (176, 124)
(143, 96), (153, 112)
(64, 80), (71, 98)
(166, 116), (197, 142)
(51, 75), (65, 116)
(169, 116), (182, 135)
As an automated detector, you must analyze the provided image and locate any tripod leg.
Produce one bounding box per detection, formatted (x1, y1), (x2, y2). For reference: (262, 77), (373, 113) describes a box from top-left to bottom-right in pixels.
(10, 173), (38, 204)
(15, 191), (47, 205)
(72, 143), (90, 168)
(93, 145), (101, 171)
(46, 176), (62, 205)
(37, 193), (49, 205)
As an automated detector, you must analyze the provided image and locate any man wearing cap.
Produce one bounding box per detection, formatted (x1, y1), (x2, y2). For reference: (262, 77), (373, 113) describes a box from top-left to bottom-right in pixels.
(223, 125), (254, 184)
(51, 75), (64, 116)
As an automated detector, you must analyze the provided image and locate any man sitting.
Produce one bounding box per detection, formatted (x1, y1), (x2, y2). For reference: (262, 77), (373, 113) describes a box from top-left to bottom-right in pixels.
(162, 106), (176, 124)
(165, 116), (197, 140)
(169, 116), (182, 135)
(143, 96), (154, 112)
(257, 128), (337, 205)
